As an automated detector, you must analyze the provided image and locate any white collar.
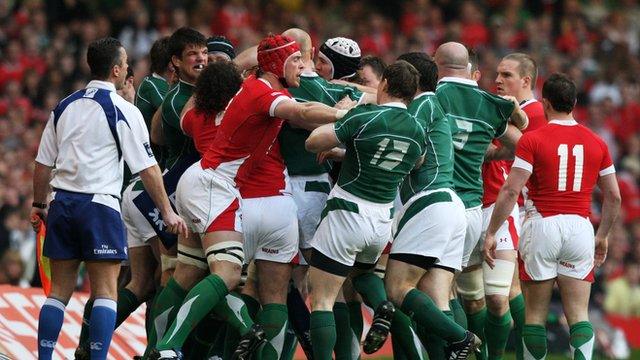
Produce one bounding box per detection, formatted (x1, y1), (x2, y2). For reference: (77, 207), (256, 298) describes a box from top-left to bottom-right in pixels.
(152, 73), (166, 81)
(300, 70), (319, 77)
(381, 102), (407, 109)
(520, 98), (538, 108)
(438, 77), (478, 87)
(258, 77), (273, 88)
(549, 119), (578, 126)
(414, 91), (435, 99)
(86, 80), (116, 92)
(179, 79), (195, 87)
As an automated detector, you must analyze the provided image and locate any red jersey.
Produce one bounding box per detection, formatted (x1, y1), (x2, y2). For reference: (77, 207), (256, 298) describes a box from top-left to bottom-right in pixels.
(181, 108), (221, 155)
(198, 76), (291, 195)
(482, 99), (547, 207)
(513, 120), (615, 218)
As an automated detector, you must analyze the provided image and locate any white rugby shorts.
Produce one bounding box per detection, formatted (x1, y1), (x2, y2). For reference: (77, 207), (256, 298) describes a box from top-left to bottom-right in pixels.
(481, 203), (520, 251)
(121, 180), (155, 248)
(289, 174), (331, 250)
(462, 206), (483, 268)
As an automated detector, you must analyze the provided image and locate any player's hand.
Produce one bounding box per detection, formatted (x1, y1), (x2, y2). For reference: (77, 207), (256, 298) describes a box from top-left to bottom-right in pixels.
(317, 147), (345, 163)
(30, 208), (47, 232)
(335, 96), (357, 111)
(483, 233), (498, 269)
(163, 211), (188, 236)
(595, 235), (608, 267)
(501, 95), (519, 113)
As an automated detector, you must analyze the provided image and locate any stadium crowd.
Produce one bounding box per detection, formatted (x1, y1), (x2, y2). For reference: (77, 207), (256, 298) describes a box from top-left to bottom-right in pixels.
(1, 0), (640, 358)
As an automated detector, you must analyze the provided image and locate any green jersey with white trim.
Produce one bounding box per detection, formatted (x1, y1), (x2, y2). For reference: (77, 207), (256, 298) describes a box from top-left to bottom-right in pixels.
(161, 80), (196, 169)
(279, 72), (363, 176)
(400, 92), (454, 204)
(334, 103), (426, 203)
(135, 74), (169, 128)
(435, 77), (514, 208)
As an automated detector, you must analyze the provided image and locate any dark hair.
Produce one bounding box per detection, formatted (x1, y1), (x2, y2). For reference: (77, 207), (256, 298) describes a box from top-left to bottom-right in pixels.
(468, 47), (479, 73)
(359, 56), (386, 79)
(542, 73), (577, 113)
(194, 62), (243, 117)
(168, 27), (207, 62)
(87, 37), (124, 80)
(150, 36), (172, 75)
(381, 60), (419, 103)
(397, 52), (437, 92)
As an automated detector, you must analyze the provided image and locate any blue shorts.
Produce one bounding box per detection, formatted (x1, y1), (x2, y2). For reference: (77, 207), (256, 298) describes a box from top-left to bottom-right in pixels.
(44, 190), (127, 261)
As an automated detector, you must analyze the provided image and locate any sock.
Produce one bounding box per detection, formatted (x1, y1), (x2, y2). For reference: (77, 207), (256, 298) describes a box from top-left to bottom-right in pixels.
(89, 298), (118, 360)
(186, 315), (223, 360)
(333, 302), (355, 360)
(115, 288), (141, 328)
(242, 293), (261, 319)
(347, 301), (363, 357)
(77, 298), (94, 353)
(522, 324), (547, 359)
(206, 322), (228, 359)
(391, 310), (424, 359)
(449, 298), (468, 329)
(144, 278), (187, 357)
(510, 294), (525, 360)
(38, 298), (66, 360)
(157, 274), (229, 351)
(256, 303), (289, 360)
(222, 294), (261, 359)
(213, 292), (254, 335)
(421, 310), (453, 360)
(467, 307), (487, 359)
(570, 321), (594, 360)
(279, 321), (298, 360)
(352, 272), (386, 308)
(400, 289), (466, 343)
(485, 310), (512, 359)
(310, 311), (336, 360)
(287, 287), (312, 354)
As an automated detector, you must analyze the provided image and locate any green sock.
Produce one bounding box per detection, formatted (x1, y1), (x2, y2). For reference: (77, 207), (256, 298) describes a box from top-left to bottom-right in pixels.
(485, 310), (512, 359)
(352, 272), (386, 308)
(347, 301), (363, 345)
(115, 288), (141, 328)
(144, 278), (187, 357)
(570, 321), (594, 360)
(522, 324), (547, 359)
(391, 310), (424, 359)
(185, 315), (222, 360)
(467, 307), (487, 360)
(509, 294), (525, 360)
(449, 298), (467, 329)
(421, 310), (453, 360)
(146, 287), (162, 339)
(401, 289), (466, 343)
(205, 322), (228, 359)
(242, 293), (261, 319)
(256, 303), (289, 360)
(157, 274), (229, 351)
(77, 298), (94, 351)
(222, 293), (261, 359)
(310, 310), (336, 360)
(333, 302), (356, 360)
(213, 292), (254, 335)
(279, 321), (298, 360)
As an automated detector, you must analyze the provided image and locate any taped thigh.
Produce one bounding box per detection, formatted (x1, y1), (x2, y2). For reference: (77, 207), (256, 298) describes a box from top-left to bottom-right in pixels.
(482, 259), (515, 296)
(456, 267), (485, 300)
(206, 241), (244, 266)
(161, 254), (177, 272)
(177, 244), (208, 270)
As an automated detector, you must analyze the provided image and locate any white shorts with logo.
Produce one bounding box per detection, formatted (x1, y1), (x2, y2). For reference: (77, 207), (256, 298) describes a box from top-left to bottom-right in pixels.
(175, 161), (242, 234)
(290, 174), (331, 250)
(391, 188), (467, 271)
(311, 185), (393, 267)
(481, 203), (520, 251)
(519, 213), (595, 282)
(462, 206), (483, 268)
(242, 195), (299, 264)
(121, 180), (155, 248)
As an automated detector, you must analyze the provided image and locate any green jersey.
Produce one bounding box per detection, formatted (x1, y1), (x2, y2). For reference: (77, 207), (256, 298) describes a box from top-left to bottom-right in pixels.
(334, 103), (426, 204)
(435, 77), (514, 208)
(161, 79), (196, 169)
(135, 74), (169, 128)
(279, 72), (363, 176)
(399, 92), (454, 204)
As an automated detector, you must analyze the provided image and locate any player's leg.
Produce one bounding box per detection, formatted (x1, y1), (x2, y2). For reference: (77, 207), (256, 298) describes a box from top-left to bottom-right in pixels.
(85, 260), (122, 360)
(520, 279), (553, 360)
(509, 264), (525, 360)
(557, 275), (593, 360)
(287, 260), (313, 358)
(482, 249), (516, 360)
(333, 288), (359, 360)
(417, 267), (456, 360)
(117, 245), (157, 326)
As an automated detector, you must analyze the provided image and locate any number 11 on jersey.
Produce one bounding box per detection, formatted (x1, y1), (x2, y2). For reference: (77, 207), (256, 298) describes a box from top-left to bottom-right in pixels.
(557, 144), (584, 191)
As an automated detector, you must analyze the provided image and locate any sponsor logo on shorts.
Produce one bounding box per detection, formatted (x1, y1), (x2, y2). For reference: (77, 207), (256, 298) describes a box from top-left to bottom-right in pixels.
(559, 261), (575, 269)
(149, 208), (167, 231)
(90, 341), (103, 351)
(39, 339), (56, 348)
(261, 247), (279, 254)
(94, 244), (118, 255)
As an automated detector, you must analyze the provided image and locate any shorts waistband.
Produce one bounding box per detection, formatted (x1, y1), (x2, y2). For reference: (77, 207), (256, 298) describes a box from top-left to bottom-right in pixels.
(330, 185), (393, 209)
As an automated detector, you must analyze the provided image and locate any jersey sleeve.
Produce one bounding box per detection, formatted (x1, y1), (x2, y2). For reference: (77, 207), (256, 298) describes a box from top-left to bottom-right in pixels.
(180, 108), (194, 137)
(35, 112), (58, 167)
(323, 81), (364, 103)
(598, 138), (616, 176)
(161, 95), (181, 130)
(512, 133), (535, 173)
(255, 87), (291, 117)
(492, 95), (515, 138)
(334, 108), (364, 144)
(118, 105), (158, 174)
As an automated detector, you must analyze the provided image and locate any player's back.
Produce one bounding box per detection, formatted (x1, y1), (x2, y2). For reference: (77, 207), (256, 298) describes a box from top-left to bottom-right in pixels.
(515, 120), (614, 218)
(336, 104), (426, 204)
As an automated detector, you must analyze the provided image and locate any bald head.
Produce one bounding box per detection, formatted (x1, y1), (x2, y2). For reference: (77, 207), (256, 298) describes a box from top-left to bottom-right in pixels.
(282, 28), (312, 55)
(435, 42), (469, 74)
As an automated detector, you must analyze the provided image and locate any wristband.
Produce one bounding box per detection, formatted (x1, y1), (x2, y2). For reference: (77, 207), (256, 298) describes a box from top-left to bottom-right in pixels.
(335, 109), (348, 120)
(32, 202), (47, 209)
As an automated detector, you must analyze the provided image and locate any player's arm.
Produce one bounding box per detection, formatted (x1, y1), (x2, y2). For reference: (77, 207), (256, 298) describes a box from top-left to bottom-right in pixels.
(233, 45), (258, 71)
(305, 123), (340, 153)
(275, 100), (341, 131)
(180, 96), (195, 119)
(484, 167), (531, 267)
(331, 79), (377, 94)
(594, 173), (621, 267)
(138, 165), (187, 235)
(486, 124), (522, 161)
(501, 95), (528, 130)
(150, 107), (165, 146)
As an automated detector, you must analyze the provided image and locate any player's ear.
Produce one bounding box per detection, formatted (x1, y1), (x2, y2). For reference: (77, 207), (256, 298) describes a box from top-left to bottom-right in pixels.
(523, 75), (531, 90)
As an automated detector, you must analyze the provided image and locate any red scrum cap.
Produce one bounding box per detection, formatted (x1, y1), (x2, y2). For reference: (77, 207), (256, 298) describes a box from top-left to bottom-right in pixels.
(257, 34), (301, 79)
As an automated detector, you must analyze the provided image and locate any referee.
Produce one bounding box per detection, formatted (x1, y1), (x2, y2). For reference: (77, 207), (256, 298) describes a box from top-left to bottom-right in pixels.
(30, 37), (187, 360)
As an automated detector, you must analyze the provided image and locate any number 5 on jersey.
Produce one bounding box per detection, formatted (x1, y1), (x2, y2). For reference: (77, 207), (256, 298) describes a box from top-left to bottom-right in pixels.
(557, 144), (584, 191)
(370, 138), (410, 171)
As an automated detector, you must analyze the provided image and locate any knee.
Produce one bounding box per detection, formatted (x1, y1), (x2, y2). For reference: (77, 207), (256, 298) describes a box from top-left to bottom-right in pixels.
(485, 294), (509, 315)
(384, 278), (409, 306)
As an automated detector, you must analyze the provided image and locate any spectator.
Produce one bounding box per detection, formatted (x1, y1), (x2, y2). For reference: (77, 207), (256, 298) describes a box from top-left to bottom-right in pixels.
(604, 261), (640, 316)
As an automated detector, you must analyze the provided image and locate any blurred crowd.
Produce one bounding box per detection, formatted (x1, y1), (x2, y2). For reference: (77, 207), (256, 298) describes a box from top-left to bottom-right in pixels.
(1, 0), (640, 335)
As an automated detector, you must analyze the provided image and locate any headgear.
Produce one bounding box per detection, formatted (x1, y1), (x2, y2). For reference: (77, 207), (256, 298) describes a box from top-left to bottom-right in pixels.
(207, 36), (236, 60)
(318, 37), (361, 80)
(257, 34), (301, 79)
